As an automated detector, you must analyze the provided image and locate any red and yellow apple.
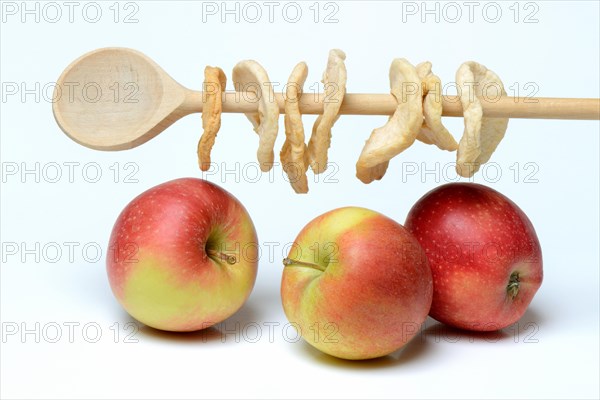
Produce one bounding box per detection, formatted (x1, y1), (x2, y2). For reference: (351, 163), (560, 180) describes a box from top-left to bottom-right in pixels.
(107, 178), (258, 332)
(281, 207), (433, 360)
(405, 183), (543, 331)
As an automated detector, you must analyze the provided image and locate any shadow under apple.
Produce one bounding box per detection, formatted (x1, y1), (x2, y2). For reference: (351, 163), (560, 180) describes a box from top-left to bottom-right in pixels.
(421, 306), (546, 344)
(136, 291), (267, 344)
(292, 327), (433, 370)
(291, 307), (546, 368)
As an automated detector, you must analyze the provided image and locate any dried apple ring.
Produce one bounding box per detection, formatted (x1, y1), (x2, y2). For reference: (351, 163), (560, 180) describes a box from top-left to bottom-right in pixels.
(356, 58), (423, 183)
(198, 66), (227, 171)
(455, 61), (509, 177)
(307, 49), (347, 174)
(232, 60), (280, 172)
(281, 62), (309, 194)
(416, 61), (458, 152)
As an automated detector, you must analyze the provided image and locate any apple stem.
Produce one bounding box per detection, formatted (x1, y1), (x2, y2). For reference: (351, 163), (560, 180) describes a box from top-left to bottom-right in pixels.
(282, 257), (326, 272)
(207, 249), (237, 265)
(507, 271), (520, 300)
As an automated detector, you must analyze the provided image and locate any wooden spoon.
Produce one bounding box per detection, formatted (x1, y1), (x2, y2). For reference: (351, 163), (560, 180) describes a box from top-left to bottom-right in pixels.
(54, 47), (600, 151)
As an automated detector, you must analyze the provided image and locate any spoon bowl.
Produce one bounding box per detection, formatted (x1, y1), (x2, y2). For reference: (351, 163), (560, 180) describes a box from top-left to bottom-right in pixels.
(53, 47), (191, 150)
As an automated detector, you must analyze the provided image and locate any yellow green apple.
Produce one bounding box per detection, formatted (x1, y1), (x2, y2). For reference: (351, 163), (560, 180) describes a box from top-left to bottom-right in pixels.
(107, 178), (258, 332)
(281, 207), (433, 360)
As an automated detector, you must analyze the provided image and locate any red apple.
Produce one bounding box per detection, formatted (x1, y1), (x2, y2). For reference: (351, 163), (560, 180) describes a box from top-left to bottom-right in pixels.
(107, 178), (258, 332)
(281, 207), (433, 360)
(405, 183), (543, 331)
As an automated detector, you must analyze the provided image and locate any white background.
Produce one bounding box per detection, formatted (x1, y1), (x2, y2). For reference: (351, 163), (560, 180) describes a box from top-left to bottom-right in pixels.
(1, 1), (599, 399)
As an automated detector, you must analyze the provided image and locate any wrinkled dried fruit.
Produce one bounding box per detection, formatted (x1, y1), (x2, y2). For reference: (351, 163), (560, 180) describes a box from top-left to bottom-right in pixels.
(281, 62), (309, 194)
(198, 66), (227, 171)
(455, 61), (509, 177)
(307, 49), (347, 174)
(356, 58), (423, 184)
(416, 61), (458, 152)
(232, 60), (280, 172)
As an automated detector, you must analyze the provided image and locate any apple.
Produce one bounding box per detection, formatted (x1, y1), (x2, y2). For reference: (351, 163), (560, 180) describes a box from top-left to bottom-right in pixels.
(405, 183), (543, 331)
(106, 178), (258, 332)
(281, 207), (433, 360)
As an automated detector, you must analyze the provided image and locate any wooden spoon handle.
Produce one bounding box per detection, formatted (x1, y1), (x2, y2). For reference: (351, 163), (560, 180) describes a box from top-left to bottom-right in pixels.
(183, 91), (600, 120)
